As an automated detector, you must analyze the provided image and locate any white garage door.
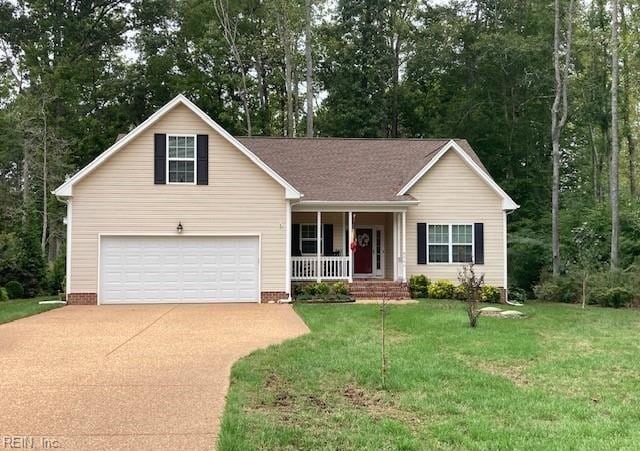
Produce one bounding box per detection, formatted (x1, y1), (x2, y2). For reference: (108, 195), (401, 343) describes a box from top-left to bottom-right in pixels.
(100, 236), (259, 304)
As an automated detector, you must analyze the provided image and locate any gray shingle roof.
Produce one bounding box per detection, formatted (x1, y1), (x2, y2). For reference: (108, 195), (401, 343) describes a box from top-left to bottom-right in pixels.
(236, 137), (490, 202)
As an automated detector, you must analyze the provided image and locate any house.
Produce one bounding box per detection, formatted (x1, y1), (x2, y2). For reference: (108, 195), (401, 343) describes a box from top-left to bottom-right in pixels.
(54, 95), (518, 305)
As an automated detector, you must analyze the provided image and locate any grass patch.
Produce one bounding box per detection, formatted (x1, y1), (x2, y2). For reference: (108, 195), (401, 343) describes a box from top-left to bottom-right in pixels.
(219, 300), (640, 450)
(0, 296), (62, 325)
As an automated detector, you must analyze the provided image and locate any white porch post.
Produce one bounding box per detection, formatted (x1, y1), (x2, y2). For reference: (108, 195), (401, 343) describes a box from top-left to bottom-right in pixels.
(348, 211), (353, 282)
(316, 211), (321, 282)
(285, 201), (291, 300)
(392, 212), (398, 282)
(341, 212), (345, 255)
(401, 210), (407, 282)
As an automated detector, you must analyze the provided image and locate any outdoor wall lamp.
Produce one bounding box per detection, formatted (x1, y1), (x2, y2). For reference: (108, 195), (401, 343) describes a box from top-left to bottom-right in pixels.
(177, 222), (183, 233)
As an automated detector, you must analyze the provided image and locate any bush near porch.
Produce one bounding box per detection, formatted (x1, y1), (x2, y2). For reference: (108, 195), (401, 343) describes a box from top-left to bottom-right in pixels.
(219, 301), (640, 450)
(293, 281), (354, 303)
(408, 275), (501, 303)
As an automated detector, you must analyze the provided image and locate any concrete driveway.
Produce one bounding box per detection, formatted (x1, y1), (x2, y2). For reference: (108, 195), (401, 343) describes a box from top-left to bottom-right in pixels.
(0, 304), (308, 450)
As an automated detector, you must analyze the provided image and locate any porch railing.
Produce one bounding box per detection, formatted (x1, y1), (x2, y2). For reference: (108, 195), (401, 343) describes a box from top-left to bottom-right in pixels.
(291, 256), (350, 280)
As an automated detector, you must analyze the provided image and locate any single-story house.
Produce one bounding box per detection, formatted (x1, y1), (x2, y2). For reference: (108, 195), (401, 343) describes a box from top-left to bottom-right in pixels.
(54, 95), (518, 304)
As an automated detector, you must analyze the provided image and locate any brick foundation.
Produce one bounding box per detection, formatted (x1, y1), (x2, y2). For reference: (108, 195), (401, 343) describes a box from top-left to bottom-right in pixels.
(261, 292), (289, 303)
(67, 292), (97, 305)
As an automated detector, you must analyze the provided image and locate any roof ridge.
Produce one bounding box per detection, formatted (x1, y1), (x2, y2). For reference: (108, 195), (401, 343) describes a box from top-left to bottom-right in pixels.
(235, 136), (464, 142)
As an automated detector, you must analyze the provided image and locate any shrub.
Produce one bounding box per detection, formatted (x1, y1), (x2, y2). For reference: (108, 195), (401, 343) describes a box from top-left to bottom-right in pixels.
(409, 275), (429, 298)
(5, 280), (24, 300)
(586, 287), (607, 306)
(0, 287), (8, 303)
(331, 281), (349, 296)
(481, 285), (501, 303)
(307, 282), (330, 297)
(508, 232), (549, 293)
(296, 293), (313, 302)
(47, 254), (66, 294)
(534, 277), (579, 303)
(292, 283), (305, 297)
(453, 284), (469, 300)
(600, 287), (633, 308)
(429, 280), (455, 299)
(508, 287), (528, 303)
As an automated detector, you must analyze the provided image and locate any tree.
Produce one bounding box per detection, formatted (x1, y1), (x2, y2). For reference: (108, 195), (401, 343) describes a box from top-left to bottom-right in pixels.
(317, 0), (394, 137)
(458, 264), (484, 328)
(305, 0), (314, 137)
(610, 0), (620, 269)
(213, 0), (253, 136)
(551, 0), (576, 276)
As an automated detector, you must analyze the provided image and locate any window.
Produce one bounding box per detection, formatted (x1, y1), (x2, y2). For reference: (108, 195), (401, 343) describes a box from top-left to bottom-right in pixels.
(167, 135), (195, 183)
(428, 224), (473, 263)
(428, 225), (449, 263)
(300, 224), (322, 254)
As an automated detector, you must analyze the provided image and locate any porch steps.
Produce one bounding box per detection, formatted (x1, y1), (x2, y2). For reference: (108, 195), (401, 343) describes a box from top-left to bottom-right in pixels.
(348, 280), (411, 300)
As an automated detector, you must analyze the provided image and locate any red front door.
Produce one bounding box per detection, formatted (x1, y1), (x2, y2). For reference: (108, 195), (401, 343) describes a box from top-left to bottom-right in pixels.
(354, 228), (373, 274)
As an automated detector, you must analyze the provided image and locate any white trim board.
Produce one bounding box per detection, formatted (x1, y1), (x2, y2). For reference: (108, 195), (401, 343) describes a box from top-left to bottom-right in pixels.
(53, 94), (301, 199)
(396, 140), (519, 211)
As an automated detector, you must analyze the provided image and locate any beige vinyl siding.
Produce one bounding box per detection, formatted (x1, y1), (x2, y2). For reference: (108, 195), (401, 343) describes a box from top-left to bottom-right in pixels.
(71, 104), (287, 295)
(405, 150), (505, 286)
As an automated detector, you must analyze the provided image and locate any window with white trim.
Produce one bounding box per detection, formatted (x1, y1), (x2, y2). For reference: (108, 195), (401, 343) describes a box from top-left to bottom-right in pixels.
(428, 224), (473, 263)
(167, 135), (196, 183)
(300, 224), (322, 254)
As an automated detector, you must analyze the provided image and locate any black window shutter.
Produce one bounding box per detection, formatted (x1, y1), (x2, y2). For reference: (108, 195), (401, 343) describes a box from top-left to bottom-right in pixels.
(154, 134), (166, 184)
(196, 134), (209, 185)
(417, 223), (427, 264)
(323, 224), (334, 256)
(474, 223), (484, 264)
(291, 224), (301, 256)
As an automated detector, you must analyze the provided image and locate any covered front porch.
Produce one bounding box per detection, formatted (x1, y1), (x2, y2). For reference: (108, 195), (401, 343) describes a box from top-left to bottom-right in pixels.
(288, 206), (407, 283)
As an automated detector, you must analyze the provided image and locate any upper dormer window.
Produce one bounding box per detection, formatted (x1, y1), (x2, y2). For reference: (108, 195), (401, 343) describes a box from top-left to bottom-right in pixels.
(167, 135), (196, 183)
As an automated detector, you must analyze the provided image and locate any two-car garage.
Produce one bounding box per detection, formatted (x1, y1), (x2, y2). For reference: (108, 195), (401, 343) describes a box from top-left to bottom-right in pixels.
(99, 235), (260, 304)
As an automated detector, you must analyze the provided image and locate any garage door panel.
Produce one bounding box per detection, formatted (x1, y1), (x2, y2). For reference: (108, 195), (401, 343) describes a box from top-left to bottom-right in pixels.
(100, 236), (259, 304)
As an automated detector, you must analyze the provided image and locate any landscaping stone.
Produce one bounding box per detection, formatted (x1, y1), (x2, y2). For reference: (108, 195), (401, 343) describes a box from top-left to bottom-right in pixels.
(479, 306), (502, 312)
(500, 310), (525, 317)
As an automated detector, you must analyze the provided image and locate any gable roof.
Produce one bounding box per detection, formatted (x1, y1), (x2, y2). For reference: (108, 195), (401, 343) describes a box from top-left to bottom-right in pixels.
(53, 95), (301, 199)
(237, 137), (518, 210)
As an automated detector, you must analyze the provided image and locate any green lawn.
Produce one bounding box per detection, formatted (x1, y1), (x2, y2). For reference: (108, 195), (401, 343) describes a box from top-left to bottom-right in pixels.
(219, 301), (640, 450)
(0, 296), (62, 325)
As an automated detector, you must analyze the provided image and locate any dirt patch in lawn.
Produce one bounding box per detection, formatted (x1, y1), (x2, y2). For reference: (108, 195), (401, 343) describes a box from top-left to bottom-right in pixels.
(255, 374), (420, 429)
(471, 360), (531, 387)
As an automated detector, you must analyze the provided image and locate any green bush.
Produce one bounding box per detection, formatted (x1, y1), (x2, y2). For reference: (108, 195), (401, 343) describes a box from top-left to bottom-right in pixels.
(331, 281), (349, 296)
(508, 232), (549, 293)
(296, 293), (313, 302)
(0, 287), (8, 303)
(429, 280), (455, 299)
(508, 287), (527, 303)
(600, 287), (633, 308)
(481, 285), (501, 303)
(453, 284), (469, 300)
(586, 287), (606, 306)
(307, 282), (330, 297)
(47, 254), (66, 294)
(533, 277), (579, 303)
(292, 283), (305, 297)
(409, 275), (430, 298)
(5, 280), (24, 300)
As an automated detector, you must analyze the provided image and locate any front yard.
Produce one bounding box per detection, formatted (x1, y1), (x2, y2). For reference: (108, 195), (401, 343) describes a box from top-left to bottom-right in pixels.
(0, 296), (62, 325)
(219, 301), (640, 450)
